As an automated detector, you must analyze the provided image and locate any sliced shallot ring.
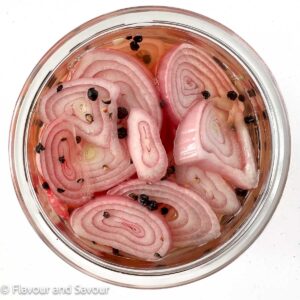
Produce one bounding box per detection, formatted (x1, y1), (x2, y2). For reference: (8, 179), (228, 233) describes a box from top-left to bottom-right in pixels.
(39, 78), (120, 147)
(128, 108), (168, 182)
(39, 118), (92, 206)
(176, 165), (240, 215)
(174, 99), (258, 189)
(70, 195), (172, 261)
(157, 43), (236, 123)
(108, 179), (220, 248)
(71, 48), (162, 127)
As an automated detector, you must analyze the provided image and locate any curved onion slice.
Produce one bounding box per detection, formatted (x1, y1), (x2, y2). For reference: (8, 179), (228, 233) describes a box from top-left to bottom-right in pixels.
(70, 195), (172, 261)
(157, 43), (236, 123)
(39, 78), (120, 147)
(176, 165), (240, 215)
(39, 118), (92, 206)
(71, 48), (162, 127)
(128, 108), (168, 182)
(38, 117), (135, 206)
(108, 180), (220, 248)
(174, 99), (258, 189)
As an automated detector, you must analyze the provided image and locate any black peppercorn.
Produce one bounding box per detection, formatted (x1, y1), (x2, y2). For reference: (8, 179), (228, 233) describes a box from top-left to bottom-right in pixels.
(112, 248), (120, 255)
(235, 188), (248, 197)
(138, 194), (150, 206)
(103, 211), (110, 218)
(133, 35), (143, 43)
(167, 166), (176, 175)
(244, 115), (256, 124)
(130, 41), (140, 51)
(118, 127), (127, 139)
(201, 90), (210, 99)
(87, 87), (98, 101)
(227, 90), (238, 100)
(160, 207), (169, 215)
(147, 200), (158, 211)
(238, 94), (245, 102)
(56, 84), (63, 92)
(35, 143), (45, 153)
(42, 182), (50, 190)
(247, 89), (256, 97)
(117, 107), (129, 119)
(58, 156), (65, 163)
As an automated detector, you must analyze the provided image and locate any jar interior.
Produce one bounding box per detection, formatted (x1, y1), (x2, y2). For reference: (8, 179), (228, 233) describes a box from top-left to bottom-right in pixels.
(26, 25), (272, 271)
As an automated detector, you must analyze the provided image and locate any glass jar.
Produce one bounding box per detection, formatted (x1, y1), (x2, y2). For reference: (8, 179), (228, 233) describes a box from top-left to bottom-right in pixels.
(9, 6), (290, 288)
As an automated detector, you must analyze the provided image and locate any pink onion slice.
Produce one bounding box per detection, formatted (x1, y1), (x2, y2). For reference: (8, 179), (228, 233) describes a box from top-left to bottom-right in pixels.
(70, 195), (172, 261)
(39, 78), (120, 147)
(39, 118), (92, 206)
(127, 108), (168, 182)
(157, 43), (236, 123)
(176, 165), (240, 215)
(71, 48), (162, 127)
(174, 99), (258, 189)
(108, 179), (220, 248)
(38, 120), (135, 205)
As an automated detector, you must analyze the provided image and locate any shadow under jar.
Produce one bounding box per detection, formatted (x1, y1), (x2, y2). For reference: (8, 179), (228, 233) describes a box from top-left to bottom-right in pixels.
(10, 6), (290, 288)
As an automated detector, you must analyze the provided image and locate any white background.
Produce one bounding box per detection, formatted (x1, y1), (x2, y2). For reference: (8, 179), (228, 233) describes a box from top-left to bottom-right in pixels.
(1, 0), (299, 299)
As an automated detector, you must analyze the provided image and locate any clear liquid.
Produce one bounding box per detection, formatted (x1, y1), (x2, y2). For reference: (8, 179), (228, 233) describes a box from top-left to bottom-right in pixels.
(27, 26), (271, 269)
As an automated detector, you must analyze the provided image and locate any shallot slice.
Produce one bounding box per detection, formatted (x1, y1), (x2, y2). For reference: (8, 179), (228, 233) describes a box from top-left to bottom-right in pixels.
(71, 48), (162, 127)
(70, 195), (172, 261)
(39, 78), (120, 147)
(127, 108), (168, 182)
(176, 165), (240, 215)
(174, 99), (258, 189)
(39, 118), (92, 206)
(157, 43), (236, 123)
(37, 119), (135, 205)
(108, 180), (220, 248)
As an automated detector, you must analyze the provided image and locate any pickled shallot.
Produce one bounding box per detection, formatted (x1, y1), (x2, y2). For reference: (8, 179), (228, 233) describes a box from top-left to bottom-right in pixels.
(71, 48), (162, 127)
(174, 99), (258, 189)
(70, 195), (172, 261)
(108, 180), (220, 248)
(39, 78), (119, 147)
(176, 165), (240, 215)
(127, 108), (168, 182)
(157, 43), (236, 122)
(34, 37), (259, 262)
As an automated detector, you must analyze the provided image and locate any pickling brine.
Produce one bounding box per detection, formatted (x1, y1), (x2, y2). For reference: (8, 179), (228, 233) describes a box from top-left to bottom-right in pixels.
(28, 26), (270, 268)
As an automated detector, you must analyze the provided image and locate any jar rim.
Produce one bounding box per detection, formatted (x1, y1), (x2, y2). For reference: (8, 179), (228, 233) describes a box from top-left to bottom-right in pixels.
(9, 5), (290, 288)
